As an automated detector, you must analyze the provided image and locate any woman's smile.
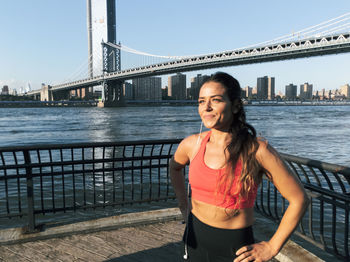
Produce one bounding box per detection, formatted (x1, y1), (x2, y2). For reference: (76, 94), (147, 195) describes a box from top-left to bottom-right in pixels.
(202, 114), (216, 119)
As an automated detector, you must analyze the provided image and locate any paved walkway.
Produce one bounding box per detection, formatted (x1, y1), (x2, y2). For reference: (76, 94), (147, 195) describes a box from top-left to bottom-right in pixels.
(0, 208), (332, 262)
(0, 220), (185, 262)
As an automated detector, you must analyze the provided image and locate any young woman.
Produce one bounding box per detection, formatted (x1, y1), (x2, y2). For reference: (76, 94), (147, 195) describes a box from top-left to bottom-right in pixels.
(170, 72), (309, 262)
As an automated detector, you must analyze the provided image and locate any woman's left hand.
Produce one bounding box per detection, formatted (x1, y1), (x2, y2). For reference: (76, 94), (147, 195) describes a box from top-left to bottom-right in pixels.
(233, 241), (277, 262)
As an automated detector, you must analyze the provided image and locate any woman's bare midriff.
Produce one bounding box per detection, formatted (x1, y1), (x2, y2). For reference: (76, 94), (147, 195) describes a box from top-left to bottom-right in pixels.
(191, 198), (255, 229)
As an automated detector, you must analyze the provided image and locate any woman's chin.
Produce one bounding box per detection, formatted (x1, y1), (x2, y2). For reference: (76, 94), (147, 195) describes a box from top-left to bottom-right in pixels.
(203, 122), (231, 131)
(202, 121), (215, 129)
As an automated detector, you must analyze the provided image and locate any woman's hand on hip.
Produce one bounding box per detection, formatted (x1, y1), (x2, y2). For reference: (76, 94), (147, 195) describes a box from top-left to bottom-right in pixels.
(234, 241), (276, 262)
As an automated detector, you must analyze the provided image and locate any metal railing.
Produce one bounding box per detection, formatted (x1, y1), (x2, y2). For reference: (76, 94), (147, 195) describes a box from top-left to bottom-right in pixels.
(0, 140), (349, 260)
(0, 140), (181, 232)
(256, 153), (350, 261)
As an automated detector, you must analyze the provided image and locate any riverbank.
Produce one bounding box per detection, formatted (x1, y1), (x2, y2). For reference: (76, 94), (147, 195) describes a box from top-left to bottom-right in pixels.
(0, 100), (97, 107)
(1, 99), (349, 107)
(125, 100), (350, 107)
(247, 100), (350, 106)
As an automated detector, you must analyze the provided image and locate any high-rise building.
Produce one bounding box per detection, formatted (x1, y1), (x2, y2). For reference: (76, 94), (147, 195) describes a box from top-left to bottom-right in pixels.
(252, 87), (257, 95)
(10, 89), (17, 96)
(268, 77), (275, 100)
(340, 84), (350, 98)
(168, 73), (186, 100)
(257, 77), (267, 100)
(242, 86), (253, 99)
(189, 74), (210, 100)
(257, 76), (275, 100)
(300, 83), (313, 100)
(1, 85), (9, 95)
(132, 77), (162, 101)
(285, 84), (297, 100)
(123, 82), (133, 99)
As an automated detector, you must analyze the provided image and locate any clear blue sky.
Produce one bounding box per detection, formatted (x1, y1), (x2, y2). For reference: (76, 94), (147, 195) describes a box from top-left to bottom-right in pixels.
(1, 0), (350, 93)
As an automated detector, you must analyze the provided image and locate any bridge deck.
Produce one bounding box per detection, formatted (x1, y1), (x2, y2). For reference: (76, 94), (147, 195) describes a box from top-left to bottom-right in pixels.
(0, 208), (332, 262)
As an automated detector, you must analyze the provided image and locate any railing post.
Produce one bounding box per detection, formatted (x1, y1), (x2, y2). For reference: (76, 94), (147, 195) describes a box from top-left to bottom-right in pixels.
(23, 149), (36, 233)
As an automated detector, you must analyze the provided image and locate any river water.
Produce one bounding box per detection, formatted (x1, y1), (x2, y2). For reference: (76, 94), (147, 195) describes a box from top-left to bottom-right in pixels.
(1, 105), (349, 256)
(1, 105), (349, 166)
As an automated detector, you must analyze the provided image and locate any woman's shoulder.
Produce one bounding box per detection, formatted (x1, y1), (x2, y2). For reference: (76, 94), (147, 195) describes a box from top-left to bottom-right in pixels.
(255, 137), (281, 164)
(181, 131), (210, 145)
(178, 131), (210, 159)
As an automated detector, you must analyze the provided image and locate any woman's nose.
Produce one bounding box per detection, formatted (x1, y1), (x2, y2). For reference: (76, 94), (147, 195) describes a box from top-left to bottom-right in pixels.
(205, 100), (212, 111)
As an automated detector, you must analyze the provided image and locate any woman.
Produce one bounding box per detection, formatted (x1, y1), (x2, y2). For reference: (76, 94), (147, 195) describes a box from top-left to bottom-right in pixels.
(170, 72), (309, 262)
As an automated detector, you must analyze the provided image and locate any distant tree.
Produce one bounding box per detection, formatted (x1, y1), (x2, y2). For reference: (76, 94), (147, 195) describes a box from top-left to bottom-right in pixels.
(0, 94), (34, 101)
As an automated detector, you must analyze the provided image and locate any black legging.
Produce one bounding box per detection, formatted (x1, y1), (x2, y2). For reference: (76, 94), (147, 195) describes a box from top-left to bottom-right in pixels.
(183, 213), (255, 262)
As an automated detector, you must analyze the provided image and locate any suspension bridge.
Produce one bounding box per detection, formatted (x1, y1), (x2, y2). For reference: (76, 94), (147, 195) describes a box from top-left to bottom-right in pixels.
(26, 12), (350, 106)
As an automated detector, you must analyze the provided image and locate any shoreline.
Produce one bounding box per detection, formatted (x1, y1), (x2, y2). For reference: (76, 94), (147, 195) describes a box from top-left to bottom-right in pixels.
(0, 100), (349, 108)
(0, 100), (97, 108)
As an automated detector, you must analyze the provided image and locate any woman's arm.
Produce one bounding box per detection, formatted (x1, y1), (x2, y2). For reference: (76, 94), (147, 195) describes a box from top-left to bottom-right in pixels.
(169, 136), (194, 222)
(235, 141), (310, 262)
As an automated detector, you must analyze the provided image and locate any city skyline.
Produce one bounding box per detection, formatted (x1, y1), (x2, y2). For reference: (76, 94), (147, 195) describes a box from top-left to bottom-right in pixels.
(2, 72), (348, 100)
(1, 1), (350, 93)
(162, 74), (348, 98)
(120, 74), (349, 101)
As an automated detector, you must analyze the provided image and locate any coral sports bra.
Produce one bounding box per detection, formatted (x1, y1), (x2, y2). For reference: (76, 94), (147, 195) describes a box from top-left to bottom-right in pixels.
(189, 131), (257, 209)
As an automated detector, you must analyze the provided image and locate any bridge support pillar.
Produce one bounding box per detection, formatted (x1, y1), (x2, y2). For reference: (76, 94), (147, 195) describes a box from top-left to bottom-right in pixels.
(98, 80), (125, 107)
(33, 93), (40, 100)
(40, 84), (53, 101)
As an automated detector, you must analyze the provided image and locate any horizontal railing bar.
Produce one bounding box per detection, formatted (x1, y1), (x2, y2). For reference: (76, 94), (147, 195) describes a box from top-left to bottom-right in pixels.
(0, 174), (27, 180)
(0, 212), (26, 218)
(0, 164), (170, 181)
(282, 153), (350, 177)
(303, 183), (350, 202)
(0, 139), (182, 152)
(262, 180), (349, 202)
(0, 155), (172, 171)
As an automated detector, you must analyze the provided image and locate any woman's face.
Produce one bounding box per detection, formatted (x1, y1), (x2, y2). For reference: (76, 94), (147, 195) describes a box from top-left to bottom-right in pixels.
(198, 81), (234, 131)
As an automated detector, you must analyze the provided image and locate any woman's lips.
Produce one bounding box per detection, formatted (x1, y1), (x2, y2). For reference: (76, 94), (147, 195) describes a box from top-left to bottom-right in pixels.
(203, 114), (215, 120)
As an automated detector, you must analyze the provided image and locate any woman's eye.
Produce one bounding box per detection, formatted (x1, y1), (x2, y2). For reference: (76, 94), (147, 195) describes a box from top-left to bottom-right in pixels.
(198, 100), (205, 104)
(212, 98), (222, 103)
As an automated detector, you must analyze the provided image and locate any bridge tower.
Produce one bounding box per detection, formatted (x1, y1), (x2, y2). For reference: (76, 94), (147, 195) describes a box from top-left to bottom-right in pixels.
(87, 0), (124, 107)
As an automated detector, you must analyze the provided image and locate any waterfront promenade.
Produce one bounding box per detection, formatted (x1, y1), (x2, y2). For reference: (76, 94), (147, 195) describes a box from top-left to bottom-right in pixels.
(0, 208), (333, 262)
(0, 137), (349, 261)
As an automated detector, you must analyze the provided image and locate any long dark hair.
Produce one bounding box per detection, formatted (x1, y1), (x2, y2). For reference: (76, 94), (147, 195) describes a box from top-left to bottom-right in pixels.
(202, 72), (266, 207)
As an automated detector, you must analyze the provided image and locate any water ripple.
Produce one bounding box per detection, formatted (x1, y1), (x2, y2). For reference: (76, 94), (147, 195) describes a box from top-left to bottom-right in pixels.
(0, 105), (349, 165)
